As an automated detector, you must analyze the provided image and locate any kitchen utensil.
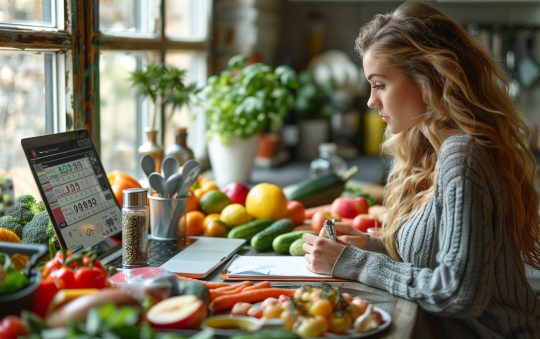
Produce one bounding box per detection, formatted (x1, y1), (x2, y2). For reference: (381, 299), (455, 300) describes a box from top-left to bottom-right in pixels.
(141, 154), (155, 180)
(162, 156), (179, 182)
(165, 173), (183, 198)
(175, 159), (201, 196)
(149, 172), (166, 197)
(178, 165), (201, 197)
(518, 30), (540, 89)
(505, 29), (521, 99)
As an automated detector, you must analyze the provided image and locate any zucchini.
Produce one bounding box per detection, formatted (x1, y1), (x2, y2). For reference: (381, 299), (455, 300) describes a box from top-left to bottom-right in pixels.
(228, 219), (273, 240)
(251, 218), (294, 252)
(284, 167), (357, 208)
(272, 230), (315, 255)
(289, 238), (306, 256)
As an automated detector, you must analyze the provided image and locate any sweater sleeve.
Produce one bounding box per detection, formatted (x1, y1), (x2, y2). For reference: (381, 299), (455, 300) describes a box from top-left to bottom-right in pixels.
(332, 144), (497, 317)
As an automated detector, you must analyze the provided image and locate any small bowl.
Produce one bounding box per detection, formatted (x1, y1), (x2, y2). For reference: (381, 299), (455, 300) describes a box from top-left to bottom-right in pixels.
(202, 315), (262, 336)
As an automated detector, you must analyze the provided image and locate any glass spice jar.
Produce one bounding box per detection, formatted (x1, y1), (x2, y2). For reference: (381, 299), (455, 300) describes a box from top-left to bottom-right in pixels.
(122, 188), (149, 267)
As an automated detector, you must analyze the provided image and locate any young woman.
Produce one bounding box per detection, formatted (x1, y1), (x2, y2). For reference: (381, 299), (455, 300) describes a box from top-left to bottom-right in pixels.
(302, 1), (540, 337)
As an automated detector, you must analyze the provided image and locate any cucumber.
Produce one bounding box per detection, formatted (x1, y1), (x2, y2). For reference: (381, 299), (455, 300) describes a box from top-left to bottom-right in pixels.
(284, 167), (357, 208)
(272, 230), (315, 255)
(228, 219), (273, 240)
(251, 218), (294, 252)
(289, 238), (306, 256)
(175, 281), (210, 305)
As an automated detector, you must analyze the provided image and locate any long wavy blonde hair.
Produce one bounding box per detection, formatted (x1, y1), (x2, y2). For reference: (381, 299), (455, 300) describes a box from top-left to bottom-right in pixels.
(355, 1), (540, 268)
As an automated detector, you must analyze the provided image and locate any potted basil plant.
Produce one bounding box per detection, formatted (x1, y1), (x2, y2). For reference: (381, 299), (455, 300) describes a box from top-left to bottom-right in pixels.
(196, 55), (297, 186)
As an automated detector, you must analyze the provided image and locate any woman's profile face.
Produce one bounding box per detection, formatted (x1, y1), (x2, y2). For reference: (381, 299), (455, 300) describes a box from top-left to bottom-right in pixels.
(363, 49), (427, 134)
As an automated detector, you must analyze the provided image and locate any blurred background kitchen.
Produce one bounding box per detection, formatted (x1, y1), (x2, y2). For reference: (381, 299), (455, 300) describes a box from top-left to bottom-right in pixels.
(0, 0), (539, 198)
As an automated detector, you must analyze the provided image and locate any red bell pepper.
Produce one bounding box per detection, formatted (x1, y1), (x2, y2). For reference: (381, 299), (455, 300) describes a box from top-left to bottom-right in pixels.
(33, 278), (60, 317)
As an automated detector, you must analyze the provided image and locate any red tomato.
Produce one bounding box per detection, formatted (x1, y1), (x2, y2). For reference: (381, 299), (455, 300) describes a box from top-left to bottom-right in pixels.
(49, 267), (75, 289)
(311, 211), (340, 233)
(351, 214), (379, 233)
(0, 316), (29, 339)
(285, 200), (306, 225)
(74, 267), (107, 289)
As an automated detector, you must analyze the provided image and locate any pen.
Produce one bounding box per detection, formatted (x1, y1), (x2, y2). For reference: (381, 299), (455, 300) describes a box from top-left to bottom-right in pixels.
(323, 219), (338, 243)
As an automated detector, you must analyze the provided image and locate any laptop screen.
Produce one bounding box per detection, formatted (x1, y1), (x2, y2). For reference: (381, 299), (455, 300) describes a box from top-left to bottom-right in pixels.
(21, 129), (122, 255)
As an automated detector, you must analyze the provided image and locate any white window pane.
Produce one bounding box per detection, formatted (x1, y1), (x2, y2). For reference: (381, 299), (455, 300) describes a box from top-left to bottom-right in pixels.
(100, 51), (159, 177)
(165, 51), (207, 159)
(100, 0), (159, 36)
(0, 0), (56, 27)
(0, 51), (50, 197)
(165, 0), (210, 40)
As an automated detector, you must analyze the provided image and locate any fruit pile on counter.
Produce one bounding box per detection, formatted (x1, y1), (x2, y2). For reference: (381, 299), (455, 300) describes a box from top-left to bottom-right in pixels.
(176, 174), (385, 256)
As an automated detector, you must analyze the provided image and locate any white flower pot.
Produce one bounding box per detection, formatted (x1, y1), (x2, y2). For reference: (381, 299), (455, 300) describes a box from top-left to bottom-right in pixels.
(208, 135), (259, 186)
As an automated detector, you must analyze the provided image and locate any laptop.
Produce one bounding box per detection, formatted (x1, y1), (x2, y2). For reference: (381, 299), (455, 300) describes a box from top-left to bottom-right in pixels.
(21, 129), (245, 278)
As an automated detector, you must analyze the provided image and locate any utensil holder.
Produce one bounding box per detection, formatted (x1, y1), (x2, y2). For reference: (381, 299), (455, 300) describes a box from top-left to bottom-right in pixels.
(148, 195), (187, 241)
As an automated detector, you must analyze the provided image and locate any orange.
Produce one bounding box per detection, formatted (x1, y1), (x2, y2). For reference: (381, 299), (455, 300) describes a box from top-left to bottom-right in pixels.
(107, 170), (142, 208)
(204, 219), (228, 237)
(199, 190), (230, 214)
(204, 213), (221, 228)
(185, 210), (205, 236)
(194, 181), (219, 200)
(245, 183), (287, 220)
(186, 190), (199, 212)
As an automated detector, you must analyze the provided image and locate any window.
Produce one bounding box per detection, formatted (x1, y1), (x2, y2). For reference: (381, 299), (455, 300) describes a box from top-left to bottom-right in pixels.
(0, 1), (211, 197)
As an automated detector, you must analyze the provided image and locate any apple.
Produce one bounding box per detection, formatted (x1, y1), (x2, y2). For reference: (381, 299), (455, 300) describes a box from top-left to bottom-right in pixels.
(311, 210), (341, 233)
(331, 197), (368, 219)
(352, 214), (379, 233)
(286, 200), (306, 225)
(147, 295), (207, 330)
(221, 182), (250, 205)
(354, 196), (370, 215)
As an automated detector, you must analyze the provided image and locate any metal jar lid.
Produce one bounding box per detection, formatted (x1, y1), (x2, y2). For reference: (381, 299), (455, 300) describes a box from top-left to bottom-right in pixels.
(122, 188), (148, 208)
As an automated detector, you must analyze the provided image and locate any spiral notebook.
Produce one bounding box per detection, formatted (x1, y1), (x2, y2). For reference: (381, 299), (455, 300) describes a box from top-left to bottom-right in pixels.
(220, 255), (345, 282)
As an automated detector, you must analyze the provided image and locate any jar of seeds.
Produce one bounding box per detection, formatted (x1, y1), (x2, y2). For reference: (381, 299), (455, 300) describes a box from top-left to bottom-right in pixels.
(122, 188), (149, 267)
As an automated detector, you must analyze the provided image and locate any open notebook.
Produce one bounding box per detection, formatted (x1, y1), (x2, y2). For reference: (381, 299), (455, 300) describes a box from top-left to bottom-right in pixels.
(221, 255), (345, 281)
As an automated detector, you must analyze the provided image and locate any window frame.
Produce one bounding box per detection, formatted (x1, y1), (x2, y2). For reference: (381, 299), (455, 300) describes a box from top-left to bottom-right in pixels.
(0, 0), (212, 154)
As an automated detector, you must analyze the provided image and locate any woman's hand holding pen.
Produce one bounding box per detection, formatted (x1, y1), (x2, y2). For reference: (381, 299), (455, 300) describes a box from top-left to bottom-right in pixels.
(302, 221), (372, 275)
(320, 222), (370, 249)
(302, 232), (345, 275)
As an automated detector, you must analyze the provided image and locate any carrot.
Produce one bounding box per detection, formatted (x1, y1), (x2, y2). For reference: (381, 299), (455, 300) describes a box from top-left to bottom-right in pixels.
(176, 275), (231, 289)
(212, 281), (252, 292)
(210, 288), (296, 312)
(243, 281), (271, 291)
(209, 281), (253, 301)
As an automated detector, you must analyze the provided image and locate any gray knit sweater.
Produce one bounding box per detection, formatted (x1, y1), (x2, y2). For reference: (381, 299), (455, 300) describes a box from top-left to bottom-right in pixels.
(332, 135), (540, 338)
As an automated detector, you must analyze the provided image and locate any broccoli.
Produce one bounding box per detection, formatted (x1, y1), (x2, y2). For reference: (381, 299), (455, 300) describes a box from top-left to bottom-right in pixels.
(0, 215), (24, 238)
(14, 195), (45, 215)
(22, 211), (52, 245)
(5, 203), (34, 225)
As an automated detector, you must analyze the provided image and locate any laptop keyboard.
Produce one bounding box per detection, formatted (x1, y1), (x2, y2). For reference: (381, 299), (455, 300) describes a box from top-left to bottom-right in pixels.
(107, 239), (180, 268)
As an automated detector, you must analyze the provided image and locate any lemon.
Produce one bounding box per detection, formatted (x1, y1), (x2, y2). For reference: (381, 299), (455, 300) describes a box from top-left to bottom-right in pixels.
(245, 183), (287, 220)
(220, 204), (252, 227)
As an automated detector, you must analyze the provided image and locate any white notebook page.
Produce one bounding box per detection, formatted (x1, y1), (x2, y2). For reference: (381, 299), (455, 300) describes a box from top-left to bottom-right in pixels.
(226, 255), (332, 279)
